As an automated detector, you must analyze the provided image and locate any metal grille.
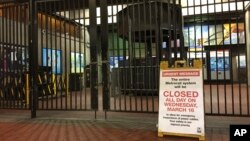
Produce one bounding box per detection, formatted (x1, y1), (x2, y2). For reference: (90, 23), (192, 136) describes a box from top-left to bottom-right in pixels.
(182, 0), (250, 116)
(35, 0), (92, 110)
(105, 0), (250, 116)
(107, 0), (183, 112)
(0, 1), (30, 109)
(1, 0), (250, 117)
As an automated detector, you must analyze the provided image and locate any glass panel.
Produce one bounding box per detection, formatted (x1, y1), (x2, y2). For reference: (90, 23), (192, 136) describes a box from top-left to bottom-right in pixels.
(195, 26), (202, 47)
(202, 5), (208, 14)
(108, 6), (114, 16)
(208, 5), (215, 13)
(176, 0), (179, 4)
(210, 50), (230, 80)
(96, 7), (100, 17)
(118, 5), (124, 11)
(236, 55), (246, 68)
(181, 0), (187, 7)
(182, 8), (188, 16)
(71, 53), (84, 73)
(85, 19), (90, 25)
(229, 2), (236, 11)
(238, 23), (245, 44)
(209, 25), (216, 45)
(188, 7), (194, 15)
(215, 4), (222, 12)
(97, 17), (101, 24)
(223, 23), (245, 44)
(223, 23), (231, 45)
(194, 0), (201, 6)
(245, 1), (250, 8)
(107, 5), (126, 16)
(201, 0), (208, 5)
(195, 6), (201, 14)
(216, 24), (224, 45)
(184, 25), (209, 48)
(84, 9), (90, 18)
(108, 16), (117, 24)
(189, 26), (195, 47)
(183, 27), (189, 47)
(222, 3), (229, 11)
(188, 0), (194, 6)
(202, 25), (209, 46)
(237, 2), (243, 10)
(208, 0), (215, 4)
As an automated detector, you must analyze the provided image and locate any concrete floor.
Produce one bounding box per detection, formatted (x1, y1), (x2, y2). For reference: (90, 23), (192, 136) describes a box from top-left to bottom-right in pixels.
(1, 109), (250, 141)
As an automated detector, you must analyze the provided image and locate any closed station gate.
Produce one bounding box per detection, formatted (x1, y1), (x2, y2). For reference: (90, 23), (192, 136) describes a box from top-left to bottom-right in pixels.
(0, 0), (94, 114)
(0, 1), (30, 109)
(0, 0), (250, 118)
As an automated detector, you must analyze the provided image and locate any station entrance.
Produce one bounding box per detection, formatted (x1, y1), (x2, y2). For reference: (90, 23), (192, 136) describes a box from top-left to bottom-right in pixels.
(0, 0), (250, 118)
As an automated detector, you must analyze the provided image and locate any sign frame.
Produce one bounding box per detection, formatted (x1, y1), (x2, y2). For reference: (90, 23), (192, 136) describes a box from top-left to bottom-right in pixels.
(158, 60), (205, 141)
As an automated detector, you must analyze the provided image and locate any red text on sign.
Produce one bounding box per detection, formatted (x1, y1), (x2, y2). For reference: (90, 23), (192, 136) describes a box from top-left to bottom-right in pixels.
(163, 91), (199, 97)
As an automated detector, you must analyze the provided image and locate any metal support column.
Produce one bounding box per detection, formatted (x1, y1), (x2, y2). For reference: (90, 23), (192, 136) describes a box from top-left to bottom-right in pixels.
(100, 0), (109, 113)
(29, 0), (38, 118)
(89, 0), (98, 113)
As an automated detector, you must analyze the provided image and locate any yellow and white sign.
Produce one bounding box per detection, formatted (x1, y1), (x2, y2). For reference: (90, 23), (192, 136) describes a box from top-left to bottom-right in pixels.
(158, 68), (205, 140)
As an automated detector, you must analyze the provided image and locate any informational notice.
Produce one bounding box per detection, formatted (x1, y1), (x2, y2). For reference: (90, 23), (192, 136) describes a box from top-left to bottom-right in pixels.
(158, 69), (205, 136)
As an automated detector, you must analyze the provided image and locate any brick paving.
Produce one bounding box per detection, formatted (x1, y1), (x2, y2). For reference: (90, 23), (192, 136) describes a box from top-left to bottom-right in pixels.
(0, 109), (250, 141)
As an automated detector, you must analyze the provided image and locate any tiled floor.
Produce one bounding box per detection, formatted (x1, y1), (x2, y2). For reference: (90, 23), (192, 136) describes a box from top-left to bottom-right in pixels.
(1, 109), (250, 141)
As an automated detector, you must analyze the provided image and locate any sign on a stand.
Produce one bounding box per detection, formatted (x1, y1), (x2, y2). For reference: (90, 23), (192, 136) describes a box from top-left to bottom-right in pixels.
(158, 60), (205, 141)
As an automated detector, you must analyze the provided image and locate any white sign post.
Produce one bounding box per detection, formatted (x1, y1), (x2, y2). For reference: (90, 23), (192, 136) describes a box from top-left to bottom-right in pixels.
(158, 62), (205, 141)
